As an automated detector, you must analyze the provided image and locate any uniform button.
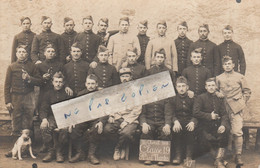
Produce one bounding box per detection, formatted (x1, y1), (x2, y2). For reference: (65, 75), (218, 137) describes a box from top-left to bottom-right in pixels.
(103, 70), (106, 72)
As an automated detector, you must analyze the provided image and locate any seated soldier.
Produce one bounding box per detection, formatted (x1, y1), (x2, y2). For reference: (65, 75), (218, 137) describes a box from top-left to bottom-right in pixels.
(170, 76), (197, 166)
(193, 78), (229, 168)
(69, 74), (106, 164)
(103, 68), (142, 161)
(39, 72), (71, 163)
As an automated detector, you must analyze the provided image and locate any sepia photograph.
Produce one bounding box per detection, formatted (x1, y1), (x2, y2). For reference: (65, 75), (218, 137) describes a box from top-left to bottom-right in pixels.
(0, 0), (259, 167)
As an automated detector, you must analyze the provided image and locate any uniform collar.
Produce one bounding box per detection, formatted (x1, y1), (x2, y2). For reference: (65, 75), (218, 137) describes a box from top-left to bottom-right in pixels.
(178, 36), (187, 40)
(97, 31), (106, 36)
(84, 30), (93, 34)
(199, 38), (209, 42)
(138, 33), (147, 37)
(42, 29), (52, 33)
(98, 61), (108, 65)
(65, 30), (76, 35)
(17, 58), (28, 64)
(23, 30), (31, 34)
(224, 40), (233, 43)
(45, 59), (56, 63)
(178, 92), (188, 98)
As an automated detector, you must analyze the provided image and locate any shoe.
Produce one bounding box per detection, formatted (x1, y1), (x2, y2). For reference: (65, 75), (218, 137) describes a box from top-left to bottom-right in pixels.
(120, 148), (126, 159)
(88, 155), (100, 165)
(113, 147), (120, 161)
(69, 152), (85, 163)
(172, 155), (181, 165)
(56, 152), (64, 163)
(42, 151), (55, 162)
(235, 154), (244, 166)
(144, 160), (152, 165)
(157, 161), (165, 166)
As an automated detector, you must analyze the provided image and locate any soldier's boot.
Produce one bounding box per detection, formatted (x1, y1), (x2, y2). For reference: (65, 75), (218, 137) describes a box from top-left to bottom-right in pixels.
(234, 136), (244, 166)
(42, 150), (55, 162)
(56, 146), (64, 163)
(88, 143), (100, 165)
(69, 141), (85, 163)
(214, 148), (227, 168)
(172, 146), (182, 165)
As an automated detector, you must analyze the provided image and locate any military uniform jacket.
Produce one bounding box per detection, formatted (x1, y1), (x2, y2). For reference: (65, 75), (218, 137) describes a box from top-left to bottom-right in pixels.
(88, 62), (120, 88)
(182, 64), (212, 96)
(60, 30), (77, 57)
(147, 64), (176, 85)
(137, 34), (150, 64)
(63, 59), (90, 95)
(37, 59), (63, 92)
(145, 35), (178, 72)
(193, 92), (229, 132)
(97, 30), (119, 47)
(31, 30), (65, 63)
(39, 88), (70, 120)
(174, 36), (193, 74)
(187, 39), (219, 76)
(4, 60), (41, 104)
(11, 30), (36, 63)
(217, 40), (246, 75)
(74, 30), (102, 63)
(168, 93), (197, 125)
(127, 63), (146, 80)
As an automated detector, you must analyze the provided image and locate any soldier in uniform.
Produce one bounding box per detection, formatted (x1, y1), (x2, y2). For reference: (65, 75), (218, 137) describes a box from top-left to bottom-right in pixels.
(39, 72), (71, 163)
(170, 76), (196, 166)
(31, 16), (65, 64)
(11, 17), (36, 63)
(174, 21), (193, 76)
(60, 17), (77, 63)
(145, 20), (178, 74)
(193, 78), (229, 168)
(88, 45), (120, 89)
(187, 24), (219, 76)
(136, 20), (150, 65)
(63, 43), (90, 96)
(69, 74), (107, 164)
(107, 17), (141, 70)
(182, 48), (212, 96)
(74, 15), (102, 65)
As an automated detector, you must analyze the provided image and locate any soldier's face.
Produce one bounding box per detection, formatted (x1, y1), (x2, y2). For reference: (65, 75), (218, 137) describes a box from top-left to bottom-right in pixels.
(154, 53), (165, 65)
(21, 19), (31, 31)
(205, 81), (217, 94)
(82, 19), (93, 31)
(85, 78), (98, 91)
(16, 48), (28, 61)
(52, 77), (64, 91)
(44, 48), (56, 60)
(120, 74), (132, 83)
(222, 60), (235, 72)
(177, 25), (187, 37)
(176, 83), (189, 95)
(98, 52), (109, 63)
(223, 29), (233, 41)
(42, 18), (52, 31)
(98, 21), (108, 33)
(190, 52), (202, 65)
(64, 20), (75, 33)
(119, 21), (129, 33)
(137, 24), (148, 35)
(157, 24), (167, 36)
(198, 27), (209, 39)
(70, 47), (82, 61)
(127, 51), (137, 65)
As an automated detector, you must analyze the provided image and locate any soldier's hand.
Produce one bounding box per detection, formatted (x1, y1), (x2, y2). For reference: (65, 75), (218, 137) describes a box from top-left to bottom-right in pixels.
(40, 118), (49, 129)
(187, 90), (195, 98)
(215, 91), (225, 98)
(186, 122), (195, 132)
(43, 73), (51, 80)
(120, 121), (128, 129)
(65, 87), (73, 96)
(173, 120), (182, 133)
(217, 125), (225, 134)
(163, 124), (171, 136)
(90, 61), (98, 69)
(142, 123), (150, 134)
(95, 122), (103, 134)
(68, 124), (75, 133)
(6, 103), (14, 111)
(35, 60), (42, 64)
(211, 111), (219, 120)
(22, 69), (31, 81)
(108, 116), (115, 123)
(66, 55), (71, 62)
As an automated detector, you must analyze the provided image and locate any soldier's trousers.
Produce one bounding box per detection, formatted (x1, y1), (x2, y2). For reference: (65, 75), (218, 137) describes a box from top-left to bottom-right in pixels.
(141, 123), (171, 141)
(104, 118), (138, 148)
(201, 128), (229, 149)
(11, 92), (35, 136)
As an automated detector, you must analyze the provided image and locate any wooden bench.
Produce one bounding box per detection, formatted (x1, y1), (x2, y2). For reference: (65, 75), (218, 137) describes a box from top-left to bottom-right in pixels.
(243, 120), (260, 150)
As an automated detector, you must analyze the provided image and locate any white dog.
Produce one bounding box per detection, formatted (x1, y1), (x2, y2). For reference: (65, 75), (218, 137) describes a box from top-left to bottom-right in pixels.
(11, 129), (36, 160)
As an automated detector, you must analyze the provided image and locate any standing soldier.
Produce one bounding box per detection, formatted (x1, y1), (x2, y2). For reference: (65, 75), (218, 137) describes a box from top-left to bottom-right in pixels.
(31, 16), (65, 64)
(136, 20), (150, 65)
(107, 17), (141, 70)
(187, 24), (219, 76)
(216, 25), (246, 75)
(11, 17), (36, 63)
(174, 21), (193, 75)
(60, 17), (77, 63)
(145, 20), (178, 74)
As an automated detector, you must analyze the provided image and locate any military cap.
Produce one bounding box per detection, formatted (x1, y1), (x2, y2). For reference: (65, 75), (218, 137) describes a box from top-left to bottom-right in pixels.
(99, 18), (109, 26)
(157, 20), (167, 28)
(193, 48), (203, 53)
(223, 25), (233, 32)
(87, 74), (98, 82)
(199, 24), (209, 32)
(178, 21), (188, 29)
(127, 47), (138, 55)
(222, 55), (233, 63)
(20, 17), (31, 24)
(154, 48), (166, 57)
(16, 45), (28, 52)
(53, 71), (64, 79)
(44, 43), (56, 51)
(119, 67), (132, 76)
(119, 17), (129, 24)
(41, 16), (51, 23)
(205, 77), (216, 84)
(83, 15), (93, 23)
(71, 42), (83, 51)
(139, 20), (148, 28)
(176, 76), (188, 85)
(64, 17), (73, 24)
(98, 45), (108, 53)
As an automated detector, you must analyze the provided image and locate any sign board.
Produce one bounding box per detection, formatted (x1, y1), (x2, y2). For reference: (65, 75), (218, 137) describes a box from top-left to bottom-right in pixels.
(51, 71), (175, 129)
(139, 140), (171, 162)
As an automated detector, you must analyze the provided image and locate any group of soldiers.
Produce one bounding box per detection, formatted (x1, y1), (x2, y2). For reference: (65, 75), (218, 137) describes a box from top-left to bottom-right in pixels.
(4, 14), (258, 167)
